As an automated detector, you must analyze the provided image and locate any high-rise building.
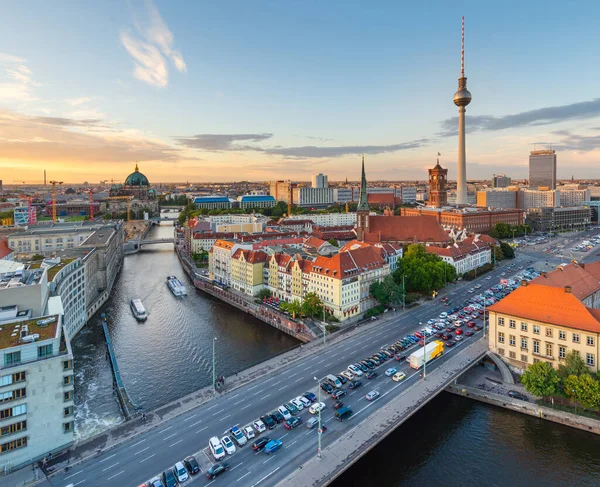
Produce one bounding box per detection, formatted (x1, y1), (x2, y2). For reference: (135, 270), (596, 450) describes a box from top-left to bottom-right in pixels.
(428, 157), (448, 208)
(492, 174), (512, 188)
(453, 17), (472, 206)
(529, 150), (557, 190)
(312, 173), (328, 189)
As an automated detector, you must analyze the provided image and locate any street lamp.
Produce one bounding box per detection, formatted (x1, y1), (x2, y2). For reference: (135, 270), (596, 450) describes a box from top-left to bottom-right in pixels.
(212, 337), (217, 391)
(420, 322), (428, 380)
(322, 307), (326, 347)
(402, 275), (406, 311)
(314, 376), (322, 458)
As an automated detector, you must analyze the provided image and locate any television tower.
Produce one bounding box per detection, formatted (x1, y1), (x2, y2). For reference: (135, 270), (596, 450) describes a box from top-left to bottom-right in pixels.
(453, 16), (471, 206)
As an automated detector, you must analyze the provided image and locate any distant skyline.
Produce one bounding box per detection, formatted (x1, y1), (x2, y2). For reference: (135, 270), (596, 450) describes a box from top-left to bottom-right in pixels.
(1, 1), (600, 184)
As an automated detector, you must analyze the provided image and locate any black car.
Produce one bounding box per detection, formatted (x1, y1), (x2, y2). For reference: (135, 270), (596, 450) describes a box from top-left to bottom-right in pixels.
(162, 469), (177, 487)
(252, 437), (271, 451)
(361, 360), (374, 370)
(332, 389), (347, 399)
(303, 392), (317, 403)
(446, 340), (456, 347)
(270, 411), (285, 423)
(261, 414), (277, 429)
(366, 370), (378, 379)
(337, 374), (347, 385)
(474, 325), (483, 331)
(348, 380), (362, 390)
(321, 382), (334, 394)
(183, 455), (200, 475)
(356, 362), (369, 372)
(508, 390), (529, 401)
(206, 463), (230, 480)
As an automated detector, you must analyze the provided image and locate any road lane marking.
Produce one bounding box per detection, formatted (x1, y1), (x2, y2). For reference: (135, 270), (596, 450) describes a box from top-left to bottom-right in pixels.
(262, 393), (271, 399)
(128, 439), (145, 449)
(133, 446), (150, 456)
(211, 409), (224, 417)
(247, 384), (261, 391)
(72, 480), (86, 487)
(316, 359), (325, 364)
(230, 462), (243, 471)
(233, 399), (244, 405)
(324, 362), (333, 367)
(206, 404), (219, 411)
(288, 373), (297, 378)
(190, 419), (203, 427)
(237, 472), (252, 482)
(230, 393), (239, 399)
(240, 404), (252, 410)
(163, 432), (178, 440)
(140, 453), (156, 463)
(289, 440), (297, 447)
(196, 426), (208, 433)
(263, 455), (275, 464)
(101, 462), (119, 472)
(219, 414), (232, 422)
(271, 380), (281, 386)
(303, 365), (311, 371)
(158, 426), (173, 434)
(64, 470), (83, 480)
(170, 439), (183, 447)
(252, 389), (264, 396)
(278, 433), (289, 440)
(296, 377), (303, 383)
(107, 470), (124, 480)
(98, 454), (116, 463)
(249, 467), (281, 487)
(185, 414), (197, 421)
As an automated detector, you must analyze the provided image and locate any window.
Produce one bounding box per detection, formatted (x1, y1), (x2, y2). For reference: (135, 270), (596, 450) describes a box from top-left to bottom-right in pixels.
(63, 421), (73, 433)
(509, 351), (516, 359)
(509, 320), (516, 329)
(533, 340), (540, 354)
(521, 337), (528, 350)
(498, 317), (505, 325)
(63, 375), (73, 386)
(559, 330), (566, 340)
(63, 391), (73, 402)
(533, 325), (540, 335)
(521, 323), (528, 332)
(509, 335), (516, 346)
(63, 360), (72, 371)
(0, 404), (26, 419)
(546, 343), (553, 357)
(498, 332), (505, 344)
(0, 420), (26, 438)
(64, 406), (73, 417)
(4, 352), (21, 367)
(587, 336), (595, 347)
(37, 344), (53, 359)
(0, 388), (25, 403)
(498, 348), (505, 356)
(573, 333), (580, 344)
(587, 353), (595, 367)
(521, 354), (528, 362)
(559, 346), (567, 359)
(0, 436), (27, 453)
(546, 328), (553, 338)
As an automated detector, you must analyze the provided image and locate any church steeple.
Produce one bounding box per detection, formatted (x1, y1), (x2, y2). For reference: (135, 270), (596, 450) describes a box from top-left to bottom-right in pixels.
(357, 154), (370, 212)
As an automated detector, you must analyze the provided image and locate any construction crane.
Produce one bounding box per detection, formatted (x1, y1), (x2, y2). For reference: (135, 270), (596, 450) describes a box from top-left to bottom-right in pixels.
(106, 196), (133, 222)
(49, 180), (63, 222)
(12, 180), (43, 184)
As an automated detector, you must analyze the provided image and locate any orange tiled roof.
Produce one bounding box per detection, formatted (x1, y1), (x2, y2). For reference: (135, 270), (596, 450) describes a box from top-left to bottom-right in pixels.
(311, 246), (385, 279)
(427, 242), (489, 260)
(530, 261), (600, 301)
(488, 283), (600, 333)
(213, 239), (235, 250)
(303, 236), (327, 250)
(0, 240), (13, 259)
(363, 215), (450, 244)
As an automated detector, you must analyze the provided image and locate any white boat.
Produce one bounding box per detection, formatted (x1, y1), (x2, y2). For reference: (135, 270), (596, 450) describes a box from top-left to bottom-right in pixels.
(167, 275), (187, 297)
(130, 298), (148, 321)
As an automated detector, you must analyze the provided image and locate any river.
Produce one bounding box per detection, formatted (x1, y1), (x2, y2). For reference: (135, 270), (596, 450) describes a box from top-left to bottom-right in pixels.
(72, 220), (600, 485)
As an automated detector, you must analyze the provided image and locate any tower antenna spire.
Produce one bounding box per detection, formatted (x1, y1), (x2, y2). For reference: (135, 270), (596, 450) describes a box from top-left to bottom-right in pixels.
(461, 16), (465, 76)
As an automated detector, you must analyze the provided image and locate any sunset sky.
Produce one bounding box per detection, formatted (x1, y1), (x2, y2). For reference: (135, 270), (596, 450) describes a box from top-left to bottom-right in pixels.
(2, 1), (600, 184)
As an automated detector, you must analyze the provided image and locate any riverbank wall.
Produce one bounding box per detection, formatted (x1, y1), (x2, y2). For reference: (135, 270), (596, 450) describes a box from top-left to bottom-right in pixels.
(446, 383), (600, 435)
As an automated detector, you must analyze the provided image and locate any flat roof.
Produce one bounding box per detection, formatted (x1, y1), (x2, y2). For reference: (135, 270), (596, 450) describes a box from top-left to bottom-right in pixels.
(46, 258), (77, 281)
(9, 222), (113, 237)
(80, 228), (116, 246)
(0, 314), (59, 350)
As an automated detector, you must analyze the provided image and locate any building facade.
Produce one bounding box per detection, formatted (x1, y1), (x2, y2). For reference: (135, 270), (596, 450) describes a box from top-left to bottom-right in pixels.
(312, 173), (328, 189)
(529, 150), (557, 190)
(426, 242), (491, 276)
(237, 195), (276, 209)
(526, 206), (591, 232)
(193, 196), (231, 210)
(492, 174), (512, 188)
(477, 188), (520, 209)
(292, 187), (335, 208)
(428, 158), (448, 208)
(230, 249), (268, 295)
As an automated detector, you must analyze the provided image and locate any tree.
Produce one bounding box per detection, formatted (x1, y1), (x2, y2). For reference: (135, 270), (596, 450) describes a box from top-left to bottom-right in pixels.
(327, 238), (339, 247)
(558, 351), (589, 379)
(493, 245), (504, 262)
(520, 361), (560, 397)
(563, 374), (580, 403)
(282, 300), (303, 318)
(500, 242), (515, 259)
(256, 288), (272, 300)
(571, 374), (600, 410)
(302, 292), (323, 317)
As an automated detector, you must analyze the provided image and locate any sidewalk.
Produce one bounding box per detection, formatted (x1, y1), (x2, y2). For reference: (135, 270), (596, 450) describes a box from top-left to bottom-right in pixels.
(1, 464), (40, 487)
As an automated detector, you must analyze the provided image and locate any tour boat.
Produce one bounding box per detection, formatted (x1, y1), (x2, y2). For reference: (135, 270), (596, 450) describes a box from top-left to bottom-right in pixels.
(130, 298), (148, 321)
(166, 275), (187, 297)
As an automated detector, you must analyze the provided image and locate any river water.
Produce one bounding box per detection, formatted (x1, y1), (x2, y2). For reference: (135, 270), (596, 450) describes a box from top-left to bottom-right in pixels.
(72, 220), (600, 485)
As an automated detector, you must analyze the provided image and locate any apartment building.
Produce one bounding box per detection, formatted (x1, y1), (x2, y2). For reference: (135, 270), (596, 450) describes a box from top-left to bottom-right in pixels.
(489, 282), (600, 373)
(426, 241), (492, 276)
(230, 250), (268, 295)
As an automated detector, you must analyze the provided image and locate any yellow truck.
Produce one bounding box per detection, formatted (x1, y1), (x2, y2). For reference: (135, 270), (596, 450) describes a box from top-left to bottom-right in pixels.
(409, 340), (444, 369)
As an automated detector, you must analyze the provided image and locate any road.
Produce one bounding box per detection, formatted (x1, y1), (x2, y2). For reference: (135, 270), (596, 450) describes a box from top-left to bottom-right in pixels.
(44, 253), (530, 487)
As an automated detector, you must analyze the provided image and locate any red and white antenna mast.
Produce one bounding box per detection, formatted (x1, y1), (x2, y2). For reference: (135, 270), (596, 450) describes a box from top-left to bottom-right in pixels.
(461, 16), (465, 76)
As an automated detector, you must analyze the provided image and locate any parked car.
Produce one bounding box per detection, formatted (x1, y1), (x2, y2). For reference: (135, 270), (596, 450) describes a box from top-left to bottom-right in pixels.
(252, 437), (271, 451)
(455, 328), (464, 335)
(264, 439), (283, 455)
(320, 382), (334, 394)
(284, 417), (303, 430)
(309, 401), (326, 414)
(252, 420), (267, 433)
(332, 389), (347, 400)
(277, 405), (292, 421)
(209, 436), (226, 460)
(348, 364), (363, 376)
(148, 477), (164, 487)
(230, 426), (247, 446)
(243, 426), (255, 440)
(446, 340), (456, 347)
(284, 402), (300, 415)
(365, 390), (380, 401)
(465, 330), (474, 337)
(303, 392), (317, 403)
(270, 411), (285, 424)
(206, 463), (230, 480)
(260, 415), (276, 430)
(341, 371), (354, 381)
(221, 435), (236, 455)
(183, 456), (200, 475)
(162, 469), (177, 487)
(290, 398), (305, 411)
(508, 390), (529, 401)
(366, 370), (378, 379)
(337, 374), (347, 385)
(297, 395), (311, 408)
(348, 380), (362, 390)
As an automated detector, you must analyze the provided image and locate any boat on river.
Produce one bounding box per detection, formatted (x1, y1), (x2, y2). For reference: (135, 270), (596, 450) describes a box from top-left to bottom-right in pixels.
(130, 298), (148, 321)
(167, 275), (187, 297)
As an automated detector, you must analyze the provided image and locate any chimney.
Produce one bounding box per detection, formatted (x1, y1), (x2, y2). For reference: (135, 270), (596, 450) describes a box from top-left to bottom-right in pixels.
(521, 280), (528, 287)
(565, 285), (572, 293)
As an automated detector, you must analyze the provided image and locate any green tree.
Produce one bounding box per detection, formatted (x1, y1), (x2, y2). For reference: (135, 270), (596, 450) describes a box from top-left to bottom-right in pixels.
(493, 245), (504, 262)
(521, 361), (560, 397)
(327, 238), (339, 247)
(256, 288), (272, 300)
(302, 292), (323, 317)
(369, 281), (388, 306)
(282, 300), (303, 319)
(558, 351), (589, 379)
(571, 374), (600, 410)
(500, 242), (515, 259)
(563, 374), (580, 403)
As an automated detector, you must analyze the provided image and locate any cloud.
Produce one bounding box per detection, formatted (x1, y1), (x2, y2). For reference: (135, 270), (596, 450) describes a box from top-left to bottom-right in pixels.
(29, 115), (108, 129)
(439, 98), (600, 136)
(0, 53), (38, 102)
(65, 96), (92, 106)
(553, 129), (600, 152)
(174, 133), (274, 151)
(121, 0), (186, 88)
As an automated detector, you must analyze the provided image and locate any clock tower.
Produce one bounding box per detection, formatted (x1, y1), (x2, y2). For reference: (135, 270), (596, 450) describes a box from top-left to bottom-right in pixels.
(429, 156), (448, 208)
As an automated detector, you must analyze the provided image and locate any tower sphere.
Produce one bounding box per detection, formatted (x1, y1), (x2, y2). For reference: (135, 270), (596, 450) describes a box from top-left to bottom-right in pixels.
(453, 87), (472, 107)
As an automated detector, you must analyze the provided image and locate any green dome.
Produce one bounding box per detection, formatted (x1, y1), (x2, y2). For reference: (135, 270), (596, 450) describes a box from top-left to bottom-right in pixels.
(124, 163), (149, 187)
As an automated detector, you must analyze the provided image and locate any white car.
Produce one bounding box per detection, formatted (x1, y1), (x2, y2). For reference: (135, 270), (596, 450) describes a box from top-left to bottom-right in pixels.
(290, 398), (304, 411)
(278, 405), (292, 420)
(309, 401), (326, 414)
(252, 420), (266, 433)
(297, 395), (311, 408)
(439, 312), (448, 318)
(221, 435), (236, 455)
(427, 319), (436, 325)
(365, 390), (380, 401)
(341, 371), (354, 381)
(209, 436), (226, 460)
(243, 425), (255, 440)
(348, 364), (363, 376)
(173, 462), (189, 483)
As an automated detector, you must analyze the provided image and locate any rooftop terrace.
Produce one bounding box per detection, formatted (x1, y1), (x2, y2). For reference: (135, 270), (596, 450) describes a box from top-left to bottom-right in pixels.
(0, 314), (59, 350)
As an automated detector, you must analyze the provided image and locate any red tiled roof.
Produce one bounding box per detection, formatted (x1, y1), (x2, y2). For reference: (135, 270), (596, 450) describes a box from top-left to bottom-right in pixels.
(0, 240), (12, 259)
(232, 249), (268, 263)
(488, 283), (600, 333)
(427, 242), (489, 260)
(530, 261), (600, 301)
(367, 194), (401, 206)
(462, 234), (499, 246)
(303, 236), (327, 250)
(311, 246), (386, 279)
(364, 215), (450, 244)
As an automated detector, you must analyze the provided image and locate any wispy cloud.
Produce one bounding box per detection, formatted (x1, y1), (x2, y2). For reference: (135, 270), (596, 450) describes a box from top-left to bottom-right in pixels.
(439, 98), (600, 137)
(552, 129), (600, 152)
(0, 53), (39, 102)
(121, 0), (186, 88)
(174, 133), (274, 151)
(65, 96), (92, 106)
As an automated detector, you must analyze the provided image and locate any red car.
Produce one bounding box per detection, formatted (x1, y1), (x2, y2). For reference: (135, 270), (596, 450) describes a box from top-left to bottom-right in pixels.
(455, 328), (464, 335)
(467, 322), (476, 328)
(465, 330), (474, 337)
(446, 340), (456, 347)
(414, 332), (424, 339)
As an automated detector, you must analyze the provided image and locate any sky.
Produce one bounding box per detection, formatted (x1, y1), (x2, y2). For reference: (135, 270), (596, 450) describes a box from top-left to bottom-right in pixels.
(1, 0), (600, 184)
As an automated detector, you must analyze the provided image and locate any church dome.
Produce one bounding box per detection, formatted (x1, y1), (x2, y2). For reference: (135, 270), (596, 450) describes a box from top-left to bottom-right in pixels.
(124, 163), (149, 187)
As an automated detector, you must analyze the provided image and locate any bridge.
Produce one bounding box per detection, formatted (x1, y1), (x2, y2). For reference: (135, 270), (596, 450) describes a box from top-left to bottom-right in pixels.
(39, 254), (527, 487)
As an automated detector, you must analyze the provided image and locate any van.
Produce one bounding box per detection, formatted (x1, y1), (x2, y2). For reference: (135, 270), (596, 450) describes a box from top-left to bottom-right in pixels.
(209, 436), (225, 460)
(335, 406), (353, 422)
(306, 417), (320, 429)
(326, 374), (342, 389)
